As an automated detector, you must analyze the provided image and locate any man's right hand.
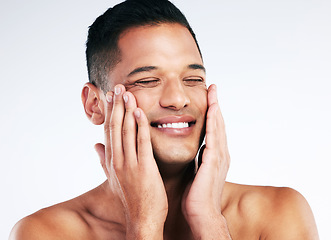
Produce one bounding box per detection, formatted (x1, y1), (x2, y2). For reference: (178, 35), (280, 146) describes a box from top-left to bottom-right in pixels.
(94, 84), (168, 240)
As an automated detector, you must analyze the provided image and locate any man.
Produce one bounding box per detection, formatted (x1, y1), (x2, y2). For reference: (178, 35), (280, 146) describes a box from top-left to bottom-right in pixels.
(10, 0), (319, 239)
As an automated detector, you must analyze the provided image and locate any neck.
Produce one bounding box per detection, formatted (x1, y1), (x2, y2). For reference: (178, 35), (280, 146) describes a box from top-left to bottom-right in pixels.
(157, 160), (196, 239)
(157, 159), (195, 200)
(92, 160), (196, 238)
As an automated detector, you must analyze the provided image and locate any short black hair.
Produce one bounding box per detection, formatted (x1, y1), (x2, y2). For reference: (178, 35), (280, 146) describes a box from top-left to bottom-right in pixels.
(86, 0), (202, 92)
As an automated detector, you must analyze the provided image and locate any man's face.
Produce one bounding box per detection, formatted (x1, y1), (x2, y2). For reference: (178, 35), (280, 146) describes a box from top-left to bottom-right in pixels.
(108, 23), (207, 165)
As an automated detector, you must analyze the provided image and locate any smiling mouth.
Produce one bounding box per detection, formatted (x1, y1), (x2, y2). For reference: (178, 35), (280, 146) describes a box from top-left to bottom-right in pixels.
(151, 121), (196, 129)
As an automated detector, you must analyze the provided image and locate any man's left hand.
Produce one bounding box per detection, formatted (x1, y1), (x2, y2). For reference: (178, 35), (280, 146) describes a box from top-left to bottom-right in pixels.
(182, 84), (232, 239)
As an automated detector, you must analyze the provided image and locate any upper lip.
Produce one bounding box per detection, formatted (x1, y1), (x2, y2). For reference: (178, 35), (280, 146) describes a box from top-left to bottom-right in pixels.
(150, 115), (196, 127)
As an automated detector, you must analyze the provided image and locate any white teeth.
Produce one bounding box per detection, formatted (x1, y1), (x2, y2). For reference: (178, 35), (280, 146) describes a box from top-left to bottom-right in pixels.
(157, 122), (189, 129)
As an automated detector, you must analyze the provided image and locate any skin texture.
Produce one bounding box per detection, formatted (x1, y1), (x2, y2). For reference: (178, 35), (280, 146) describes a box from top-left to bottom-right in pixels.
(10, 23), (319, 240)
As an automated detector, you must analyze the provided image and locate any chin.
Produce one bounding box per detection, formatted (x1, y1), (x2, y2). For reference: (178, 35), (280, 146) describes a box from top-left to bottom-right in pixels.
(152, 145), (198, 165)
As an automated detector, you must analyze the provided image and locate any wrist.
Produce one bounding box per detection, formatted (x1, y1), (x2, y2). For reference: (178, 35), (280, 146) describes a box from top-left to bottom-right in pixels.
(126, 221), (164, 240)
(188, 213), (232, 240)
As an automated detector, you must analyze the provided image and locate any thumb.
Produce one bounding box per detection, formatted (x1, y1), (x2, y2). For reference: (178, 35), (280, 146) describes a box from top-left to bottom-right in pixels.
(94, 143), (107, 172)
(181, 181), (193, 218)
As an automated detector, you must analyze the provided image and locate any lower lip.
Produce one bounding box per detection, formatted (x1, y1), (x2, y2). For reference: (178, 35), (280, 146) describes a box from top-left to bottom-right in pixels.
(151, 125), (194, 137)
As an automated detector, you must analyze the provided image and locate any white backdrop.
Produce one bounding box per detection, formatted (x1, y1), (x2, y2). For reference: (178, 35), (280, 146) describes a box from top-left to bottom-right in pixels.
(1, 0), (330, 239)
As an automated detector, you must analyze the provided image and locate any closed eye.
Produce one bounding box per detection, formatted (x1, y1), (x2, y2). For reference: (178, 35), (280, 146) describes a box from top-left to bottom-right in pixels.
(185, 78), (203, 82)
(134, 78), (160, 87)
(183, 77), (205, 86)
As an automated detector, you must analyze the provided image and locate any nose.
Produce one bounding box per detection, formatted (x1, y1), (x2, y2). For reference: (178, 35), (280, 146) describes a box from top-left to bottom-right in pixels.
(159, 80), (190, 110)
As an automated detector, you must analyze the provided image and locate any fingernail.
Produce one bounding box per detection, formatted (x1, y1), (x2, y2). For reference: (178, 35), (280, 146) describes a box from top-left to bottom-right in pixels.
(123, 93), (128, 103)
(134, 109), (141, 118)
(114, 86), (121, 95)
(106, 93), (112, 103)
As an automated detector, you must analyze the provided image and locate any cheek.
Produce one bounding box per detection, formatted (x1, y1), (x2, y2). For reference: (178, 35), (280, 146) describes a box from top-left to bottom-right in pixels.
(189, 87), (208, 114)
(131, 90), (158, 112)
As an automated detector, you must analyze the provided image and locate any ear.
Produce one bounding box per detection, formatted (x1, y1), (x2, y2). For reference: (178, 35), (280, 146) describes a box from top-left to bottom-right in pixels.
(81, 83), (105, 125)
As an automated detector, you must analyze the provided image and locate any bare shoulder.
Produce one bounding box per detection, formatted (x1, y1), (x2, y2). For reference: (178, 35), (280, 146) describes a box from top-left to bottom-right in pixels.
(9, 202), (93, 240)
(224, 182), (319, 239)
(9, 183), (125, 240)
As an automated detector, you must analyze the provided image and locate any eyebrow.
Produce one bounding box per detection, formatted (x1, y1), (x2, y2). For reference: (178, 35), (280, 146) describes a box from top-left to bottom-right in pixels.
(127, 66), (158, 77)
(127, 63), (206, 77)
(188, 64), (206, 72)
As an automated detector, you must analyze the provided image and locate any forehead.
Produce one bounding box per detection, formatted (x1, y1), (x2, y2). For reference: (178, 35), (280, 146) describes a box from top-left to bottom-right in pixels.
(109, 23), (203, 84)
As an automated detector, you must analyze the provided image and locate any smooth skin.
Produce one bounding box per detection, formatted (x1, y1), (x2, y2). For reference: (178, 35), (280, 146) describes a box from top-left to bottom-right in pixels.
(10, 23), (319, 240)
(93, 82), (231, 239)
(96, 85), (169, 239)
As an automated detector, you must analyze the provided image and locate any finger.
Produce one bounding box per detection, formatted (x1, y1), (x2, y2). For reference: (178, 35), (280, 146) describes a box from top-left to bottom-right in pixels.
(134, 108), (154, 166)
(95, 143), (106, 161)
(207, 85), (230, 166)
(205, 84), (218, 149)
(205, 103), (218, 151)
(208, 84), (225, 135)
(110, 84), (126, 168)
(122, 91), (138, 166)
(94, 143), (110, 179)
(210, 87), (227, 153)
(207, 84), (218, 107)
(104, 91), (114, 168)
(202, 85), (221, 167)
(198, 144), (206, 168)
(206, 84), (226, 148)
